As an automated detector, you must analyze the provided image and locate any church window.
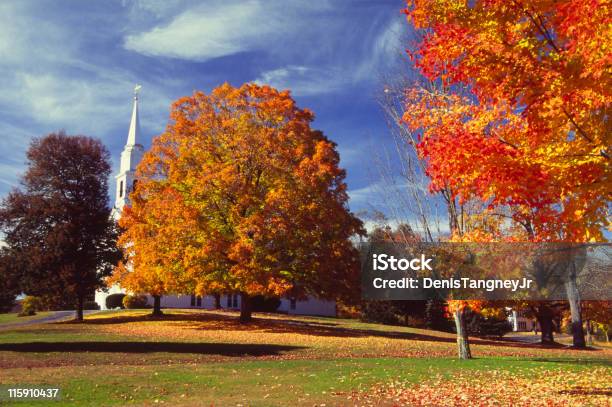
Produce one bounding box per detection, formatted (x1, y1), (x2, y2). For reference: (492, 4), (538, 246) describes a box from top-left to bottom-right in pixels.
(119, 181), (124, 198)
(190, 295), (196, 307)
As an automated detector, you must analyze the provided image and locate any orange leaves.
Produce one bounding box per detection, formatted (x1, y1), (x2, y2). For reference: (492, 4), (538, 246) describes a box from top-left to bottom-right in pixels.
(402, 0), (611, 242)
(358, 368), (612, 406)
(114, 83), (362, 301)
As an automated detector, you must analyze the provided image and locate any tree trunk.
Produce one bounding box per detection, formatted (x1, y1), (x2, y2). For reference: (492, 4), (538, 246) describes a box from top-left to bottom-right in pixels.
(565, 272), (585, 348)
(214, 293), (221, 309)
(585, 320), (593, 346)
(152, 295), (163, 316)
(239, 292), (252, 323)
(75, 294), (84, 322)
(538, 314), (555, 344)
(453, 307), (471, 359)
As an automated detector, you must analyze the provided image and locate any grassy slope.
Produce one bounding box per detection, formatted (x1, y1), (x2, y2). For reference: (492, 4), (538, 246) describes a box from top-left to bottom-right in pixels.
(5, 357), (609, 406)
(0, 309), (610, 406)
(0, 312), (53, 325)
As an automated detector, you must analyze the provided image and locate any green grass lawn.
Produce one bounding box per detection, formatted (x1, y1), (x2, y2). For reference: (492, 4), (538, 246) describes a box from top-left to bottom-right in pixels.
(0, 309), (610, 406)
(4, 357), (609, 406)
(0, 312), (53, 325)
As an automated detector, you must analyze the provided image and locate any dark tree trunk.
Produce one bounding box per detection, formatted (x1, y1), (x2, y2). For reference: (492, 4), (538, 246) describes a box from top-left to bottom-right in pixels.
(75, 294), (84, 322)
(453, 307), (471, 359)
(152, 295), (163, 316)
(214, 293), (221, 309)
(239, 292), (252, 323)
(538, 315), (555, 344)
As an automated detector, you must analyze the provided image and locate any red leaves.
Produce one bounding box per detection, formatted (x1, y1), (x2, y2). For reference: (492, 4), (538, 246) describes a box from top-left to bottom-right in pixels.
(401, 0), (610, 242)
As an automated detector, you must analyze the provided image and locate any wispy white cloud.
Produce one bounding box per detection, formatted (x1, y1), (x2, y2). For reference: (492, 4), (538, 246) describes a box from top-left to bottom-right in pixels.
(0, 1), (173, 138)
(0, 2), (73, 65)
(337, 142), (369, 167)
(124, 0), (338, 62)
(0, 0), (411, 203)
(354, 15), (407, 81)
(124, 0), (282, 61)
(0, 2), (177, 196)
(348, 181), (389, 209)
(252, 10), (408, 96)
(123, 1), (406, 96)
(3, 71), (170, 136)
(254, 65), (351, 96)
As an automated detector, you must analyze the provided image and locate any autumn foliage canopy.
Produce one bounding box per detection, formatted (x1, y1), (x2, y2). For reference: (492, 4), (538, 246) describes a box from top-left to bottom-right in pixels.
(402, 0), (610, 242)
(113, 83), (363, 307)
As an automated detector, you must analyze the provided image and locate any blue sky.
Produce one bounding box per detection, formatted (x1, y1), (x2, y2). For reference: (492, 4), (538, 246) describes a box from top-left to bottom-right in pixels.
(0, 0), (413, 221)
(2, 1), (604, 240)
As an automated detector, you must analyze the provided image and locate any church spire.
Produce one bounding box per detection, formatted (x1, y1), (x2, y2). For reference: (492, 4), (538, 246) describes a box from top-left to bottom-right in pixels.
(114, 85), (145, 215)
(126, 84), (141, 146)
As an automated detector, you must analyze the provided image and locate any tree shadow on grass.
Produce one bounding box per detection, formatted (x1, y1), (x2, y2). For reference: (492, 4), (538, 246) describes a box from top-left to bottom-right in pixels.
(0, 341), (304, 356)
(69, 311), (341, 328)
(189, 317), (603, 351)
(59, 312), (214, 325)
(55, 311), (607, 352)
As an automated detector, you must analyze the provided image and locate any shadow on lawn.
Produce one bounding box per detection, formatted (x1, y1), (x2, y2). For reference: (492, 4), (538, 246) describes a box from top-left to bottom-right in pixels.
(70, 312), (341, 328)
(0, 341), (304, 356)
(57, 311), (605, 352)
(189, 316), (595, 350)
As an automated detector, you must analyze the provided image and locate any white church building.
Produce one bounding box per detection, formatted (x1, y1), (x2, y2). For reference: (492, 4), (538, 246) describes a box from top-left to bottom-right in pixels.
(94, 89), (337, 317)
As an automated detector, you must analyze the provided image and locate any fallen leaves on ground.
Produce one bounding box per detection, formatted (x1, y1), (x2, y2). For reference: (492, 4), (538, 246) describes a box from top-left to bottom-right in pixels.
(92, 310), (612, 361)
(1, 310), (610, 368)
(351, 367), (612, 406)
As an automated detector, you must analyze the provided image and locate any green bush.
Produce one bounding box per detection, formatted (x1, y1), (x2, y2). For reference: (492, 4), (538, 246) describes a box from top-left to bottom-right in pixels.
(105, 293), (126, 309)
(464, 310), (512, 338)
(361, 300), (429, 327)
(361, 301), (402, 325)
(123, 294), (149, 309)
(83, 301), (100, 310)
(19, 296), (42, 316)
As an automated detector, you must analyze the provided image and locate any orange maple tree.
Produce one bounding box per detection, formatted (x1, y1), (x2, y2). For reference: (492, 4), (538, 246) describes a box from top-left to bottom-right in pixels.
(109, 185), (197, 316)
(401, 0), (610, 351)
(114, 83), (363, 321)
(402, 0), (610, 241)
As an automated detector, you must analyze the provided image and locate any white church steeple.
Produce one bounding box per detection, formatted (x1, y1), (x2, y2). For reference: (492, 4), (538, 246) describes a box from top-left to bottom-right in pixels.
(114, 85), (144, 215)
(126, 84), (141, 147)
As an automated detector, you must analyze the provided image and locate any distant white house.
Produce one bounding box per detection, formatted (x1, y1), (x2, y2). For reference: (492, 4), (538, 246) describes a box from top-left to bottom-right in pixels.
(507, 309), (537, 332)
(94, 89), (336, 317)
